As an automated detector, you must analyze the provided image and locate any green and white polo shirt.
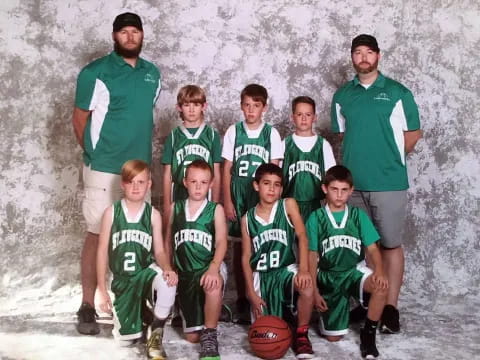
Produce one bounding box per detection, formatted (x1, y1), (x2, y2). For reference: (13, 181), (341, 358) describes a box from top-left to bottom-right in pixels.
(331, 72), (420, 191)
(75, 51), (161, 174)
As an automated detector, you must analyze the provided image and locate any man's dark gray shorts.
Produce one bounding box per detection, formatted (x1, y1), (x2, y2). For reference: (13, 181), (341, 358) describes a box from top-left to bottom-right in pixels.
(349, 190), (407, 248)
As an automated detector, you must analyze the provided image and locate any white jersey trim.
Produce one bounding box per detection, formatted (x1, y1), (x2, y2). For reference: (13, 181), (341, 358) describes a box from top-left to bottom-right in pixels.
(390, 100), (408, 165)
(120, 199), (146, 223)
(254, 200), (279, 226)
(89, 79), (110, 149)
(325, 204), (348, 229)
(185, 199), (208, 222)
(335, 103), (346, 133)
(179, 123), (206, 139)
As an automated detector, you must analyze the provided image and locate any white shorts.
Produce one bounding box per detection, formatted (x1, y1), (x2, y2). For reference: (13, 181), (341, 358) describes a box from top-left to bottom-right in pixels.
(82, 165), (122, 234)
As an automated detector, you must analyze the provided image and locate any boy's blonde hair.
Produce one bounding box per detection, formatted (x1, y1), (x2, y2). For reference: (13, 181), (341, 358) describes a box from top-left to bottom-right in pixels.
(177, 85), (207, 105)
(121, 160), (150, 182)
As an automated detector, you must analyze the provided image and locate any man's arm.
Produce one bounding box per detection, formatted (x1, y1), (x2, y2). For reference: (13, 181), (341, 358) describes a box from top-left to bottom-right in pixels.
(97, 206), (113, 313)
(72, 107), (91, 149)
(285, 198), (312, 289)
(222, 160), (236, 221)
(200, 204), (228, 290)
(404, 129), (422, 154)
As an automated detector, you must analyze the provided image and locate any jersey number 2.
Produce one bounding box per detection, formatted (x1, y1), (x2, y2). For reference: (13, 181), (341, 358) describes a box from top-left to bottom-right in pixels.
(257, 250), (280, 270)
(124, 252), (136, 272)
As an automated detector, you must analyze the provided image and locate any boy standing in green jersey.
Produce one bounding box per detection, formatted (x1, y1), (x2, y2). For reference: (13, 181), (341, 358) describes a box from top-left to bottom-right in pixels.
(307, 165), (388, 359)
(97, 160), (177, 360)
(282, 96), (336, 222)
(162, 85), (222, 226)
(222, 84), (284, 322)
(241, 163), (315, 359)
(165, 160), (228, 360)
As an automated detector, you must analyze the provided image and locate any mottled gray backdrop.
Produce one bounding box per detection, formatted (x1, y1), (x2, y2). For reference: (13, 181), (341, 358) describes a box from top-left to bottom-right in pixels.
(1, 0), (479, 303)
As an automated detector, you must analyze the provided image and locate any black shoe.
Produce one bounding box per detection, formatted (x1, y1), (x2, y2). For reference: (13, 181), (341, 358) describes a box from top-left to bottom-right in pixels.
(360, 327), (379, 359)
(350, 305), (368, 324)
(219, 304), (233, 323)
(76, 302), (100, 335)
(235, 298), (251, 325)
(380, 304), (400, 334)
(200, 328), (220, 360)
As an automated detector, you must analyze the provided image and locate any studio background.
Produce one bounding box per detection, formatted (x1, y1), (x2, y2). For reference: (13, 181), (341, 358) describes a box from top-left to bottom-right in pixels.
(1, 0), (479, 306)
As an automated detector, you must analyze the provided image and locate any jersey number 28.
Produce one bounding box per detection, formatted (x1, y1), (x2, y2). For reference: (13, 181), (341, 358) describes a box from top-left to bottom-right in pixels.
(256, 250), (280, 271)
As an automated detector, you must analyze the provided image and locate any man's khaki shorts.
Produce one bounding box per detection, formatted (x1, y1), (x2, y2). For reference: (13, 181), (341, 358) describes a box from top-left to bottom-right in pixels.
(82, 165), (123, 234)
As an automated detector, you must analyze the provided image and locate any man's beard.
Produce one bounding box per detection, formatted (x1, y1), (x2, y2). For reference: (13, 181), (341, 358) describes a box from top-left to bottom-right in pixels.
(114, 39), (142, 58)
(354, 59), (378, 74)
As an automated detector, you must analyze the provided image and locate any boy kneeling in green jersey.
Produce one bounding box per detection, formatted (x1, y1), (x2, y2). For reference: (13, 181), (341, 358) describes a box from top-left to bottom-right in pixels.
(97, 160), (177, 360)
(307, 165), (388, 359)
(165, 159), (228, 360)
(241, 163), (315, 359)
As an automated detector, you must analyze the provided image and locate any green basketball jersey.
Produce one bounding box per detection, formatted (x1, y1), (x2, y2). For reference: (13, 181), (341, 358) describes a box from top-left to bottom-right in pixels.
(108, 200), (154, 277)
(282, 135), (326, 202)
(246, 199), (296, 272)
(306, 205), (379, 272)
(169, 124), (218, 201)
(172, 199), (217, 273)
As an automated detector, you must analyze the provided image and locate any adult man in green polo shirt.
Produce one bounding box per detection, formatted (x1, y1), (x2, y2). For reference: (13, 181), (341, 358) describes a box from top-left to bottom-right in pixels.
(331, 34), (422, 334)
(72, 12), (161, 335)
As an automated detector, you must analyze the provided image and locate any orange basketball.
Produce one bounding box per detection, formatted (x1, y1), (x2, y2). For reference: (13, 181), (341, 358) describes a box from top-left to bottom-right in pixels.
(248, 315), (292, 359)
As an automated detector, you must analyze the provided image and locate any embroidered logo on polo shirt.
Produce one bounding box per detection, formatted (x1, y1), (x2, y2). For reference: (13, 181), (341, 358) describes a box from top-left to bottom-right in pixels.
(374, 92), (391, 101)
(144, 73), (156, 83)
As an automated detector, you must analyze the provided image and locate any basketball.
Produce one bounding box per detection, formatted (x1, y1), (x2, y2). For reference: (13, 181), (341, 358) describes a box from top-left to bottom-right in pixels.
(248, 315), (292, 359)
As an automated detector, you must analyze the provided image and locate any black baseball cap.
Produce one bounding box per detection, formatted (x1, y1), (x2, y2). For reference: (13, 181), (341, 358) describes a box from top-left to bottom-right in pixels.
(113, 12), (143, 32)
(351, 34), (380, 53)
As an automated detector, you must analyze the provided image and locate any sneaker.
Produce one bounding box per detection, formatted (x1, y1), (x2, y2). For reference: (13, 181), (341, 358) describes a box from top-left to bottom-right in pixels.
(292, 326), (314, 359)
(219, 304), (233, 323)
(76, 302), (100, 335)
(200, 328), (220, 360)
(147, 328), (167, 360)
(380, 304), (400, 334)
(235, 298), (251, 325)
(360, 327), (379, 359)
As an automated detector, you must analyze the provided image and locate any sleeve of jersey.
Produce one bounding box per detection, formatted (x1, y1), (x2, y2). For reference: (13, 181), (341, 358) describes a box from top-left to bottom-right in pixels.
(306, 212), (319, 251)
(322, 140), (336, 171)
(75, 67), (97, 110)
(400, 90), (421, 131)
(358, 209), (380, 247)
(270, 128), (284, 160)
(221, 125), (235, 161)
(161, 132), (173, 164)
(212, 129), (223, 163)
(330, 92), (345, 133)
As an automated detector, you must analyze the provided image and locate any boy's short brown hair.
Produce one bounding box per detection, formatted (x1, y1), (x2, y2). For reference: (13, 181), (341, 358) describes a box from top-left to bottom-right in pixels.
(324, 165), (353, 187)
(177, 85), (207, 105)
(254, 163), (283, 186)
(292, 96), (316, 114)
(121, 159), (150, 182)
(240, 84), (268, 105)
(185, 159), (213, 179)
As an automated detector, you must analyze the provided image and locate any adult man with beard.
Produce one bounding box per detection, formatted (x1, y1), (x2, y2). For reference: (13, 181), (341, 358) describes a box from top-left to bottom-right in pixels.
(72, 12), (161, 335)
(331, 34), (421, 334)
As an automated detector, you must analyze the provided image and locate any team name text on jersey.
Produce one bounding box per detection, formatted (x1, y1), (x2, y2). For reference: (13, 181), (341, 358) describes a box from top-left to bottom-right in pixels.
(253, 229), (288, 252)
(112, 230), (152, 251)
(235, 144), (269, 162)
(322, 235), (362, 256)
(176, 144), (210, 164)
(288, 161), (323, 181)
(174, 229), (212, 251)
